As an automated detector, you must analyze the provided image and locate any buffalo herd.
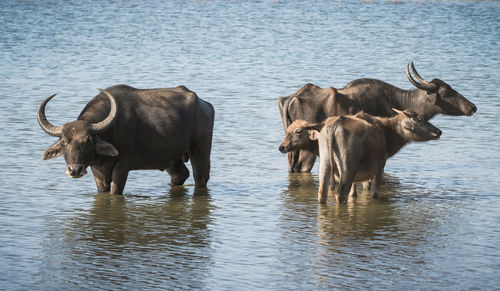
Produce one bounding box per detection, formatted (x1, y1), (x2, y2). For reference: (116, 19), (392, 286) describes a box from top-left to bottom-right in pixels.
(38, 63), (476, 203)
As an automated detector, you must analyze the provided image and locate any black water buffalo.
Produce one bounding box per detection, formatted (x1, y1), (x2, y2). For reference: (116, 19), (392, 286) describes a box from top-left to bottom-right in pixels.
(279, 109), (442, 204)
(38, 85), (215, 194)
(278, 62), (477, 172)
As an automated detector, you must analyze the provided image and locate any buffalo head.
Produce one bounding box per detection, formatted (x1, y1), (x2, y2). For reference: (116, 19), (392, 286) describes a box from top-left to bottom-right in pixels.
(406, 62), (477, 118)
(279, 120), (320, 154)
(38, 89), (119, 178)
(392, 108), (442, 142)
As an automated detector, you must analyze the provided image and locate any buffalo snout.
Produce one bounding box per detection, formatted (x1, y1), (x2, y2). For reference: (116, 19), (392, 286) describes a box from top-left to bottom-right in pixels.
(467, 103), (477, 116)
(65, 164), (87, 178)
(432, 128), (442, 139)
(279, 145), (287, 153)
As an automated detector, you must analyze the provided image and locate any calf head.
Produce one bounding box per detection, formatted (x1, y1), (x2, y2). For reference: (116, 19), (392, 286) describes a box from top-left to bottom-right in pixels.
(279, 120), (320, 154)
(406, 62), (477, 118)
(393, 109), (442, 142)
(38, 89), (119, 178)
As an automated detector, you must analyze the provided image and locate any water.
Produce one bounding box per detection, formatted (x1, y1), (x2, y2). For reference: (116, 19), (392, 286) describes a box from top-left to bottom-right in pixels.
(1, 0), (499, 289)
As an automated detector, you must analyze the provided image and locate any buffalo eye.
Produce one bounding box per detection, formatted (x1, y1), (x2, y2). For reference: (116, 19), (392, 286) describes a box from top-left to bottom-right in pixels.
(294, 128), (302, 134)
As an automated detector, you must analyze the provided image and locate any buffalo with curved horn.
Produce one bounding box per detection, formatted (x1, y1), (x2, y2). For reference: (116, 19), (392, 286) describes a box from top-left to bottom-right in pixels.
(278, 62), (477, 173)
(39, 85), (215, 194)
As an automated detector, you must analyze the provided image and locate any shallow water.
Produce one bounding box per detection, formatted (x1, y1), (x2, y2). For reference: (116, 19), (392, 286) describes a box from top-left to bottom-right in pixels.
(1, 0), (499, 289)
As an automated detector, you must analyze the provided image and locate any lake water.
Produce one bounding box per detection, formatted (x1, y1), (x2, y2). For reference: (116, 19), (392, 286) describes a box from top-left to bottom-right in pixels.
(1, 0), (499, 289)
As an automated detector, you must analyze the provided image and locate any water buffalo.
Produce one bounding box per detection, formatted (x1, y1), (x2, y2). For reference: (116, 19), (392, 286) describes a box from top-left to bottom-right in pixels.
(278, 62), (476, 172)
(279, 109), (442, 204)
(38, 85), (215, 194)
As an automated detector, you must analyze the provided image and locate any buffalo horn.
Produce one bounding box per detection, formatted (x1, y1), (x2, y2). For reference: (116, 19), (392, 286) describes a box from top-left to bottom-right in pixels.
(391, 107), (404, 115)
(410, 62), (429, 84)
(406, 63), (425, 89)
(411, 62), (437, 90)
(407, 62), (437, 91)
(37, 93), (63, 137)
(90, 88), (118, 134)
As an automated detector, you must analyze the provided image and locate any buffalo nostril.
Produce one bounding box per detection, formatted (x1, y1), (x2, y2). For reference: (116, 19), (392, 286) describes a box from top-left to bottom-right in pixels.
(66, 164), (87, 178)
(279, 145), (285, 153)
(467, 104), (477, 115)
(68, 165), (83, 173)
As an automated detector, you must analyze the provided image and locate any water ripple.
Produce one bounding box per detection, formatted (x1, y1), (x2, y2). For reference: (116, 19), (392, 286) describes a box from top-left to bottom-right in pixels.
(0, 0), (499, 290)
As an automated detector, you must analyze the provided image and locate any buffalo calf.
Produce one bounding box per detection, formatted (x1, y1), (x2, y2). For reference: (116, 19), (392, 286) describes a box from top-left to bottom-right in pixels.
(279, 109), (441, 204)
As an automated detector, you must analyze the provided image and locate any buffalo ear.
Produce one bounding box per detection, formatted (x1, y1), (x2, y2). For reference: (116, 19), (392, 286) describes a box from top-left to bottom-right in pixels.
(392, 108), (413, 118)
(42, 140), (64, 160)
(95, 138), (119, 157)
(308, 130), (320, 141)
(392, 108), (404, 115)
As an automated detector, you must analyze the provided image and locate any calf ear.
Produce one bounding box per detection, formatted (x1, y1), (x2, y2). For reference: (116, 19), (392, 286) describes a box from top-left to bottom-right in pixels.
(308, 130), (320, 141)
(42, 140), (64, 160)
(392, 108), (403, 114)
(392, 108), (412, 117)
(95, 137), (119, 157)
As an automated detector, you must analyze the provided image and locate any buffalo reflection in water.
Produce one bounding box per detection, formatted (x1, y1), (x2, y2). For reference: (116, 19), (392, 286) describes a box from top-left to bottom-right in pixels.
(277, 172), (445, 288)
(41, 187), (213, 289)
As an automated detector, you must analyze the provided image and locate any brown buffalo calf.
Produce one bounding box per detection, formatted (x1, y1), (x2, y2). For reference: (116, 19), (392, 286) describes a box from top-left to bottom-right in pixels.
(279, 109), (442, 204)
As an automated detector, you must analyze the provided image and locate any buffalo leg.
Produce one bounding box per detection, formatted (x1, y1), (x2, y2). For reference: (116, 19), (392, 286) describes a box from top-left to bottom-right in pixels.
(362, 181), (372, 190)
(166, 160), (189, 186)
(349, 184), (357, 197)
(190, 141), (211, 188)
(288, 151), (299, 172)
(110, 162), (129, 195)
(337, 161), (358, 204)
(317, 156), (331, 204)
(330, 169), (337, 193)
(91, 164), (113, 192)
(371, 164), (385, 199)
(337, 173), (355, 204)
(297, 150), (317, 172)
(289, 150), (316, 173)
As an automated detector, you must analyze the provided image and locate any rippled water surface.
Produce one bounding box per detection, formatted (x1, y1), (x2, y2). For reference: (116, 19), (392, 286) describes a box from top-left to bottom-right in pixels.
(1, 0), (499, 289)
